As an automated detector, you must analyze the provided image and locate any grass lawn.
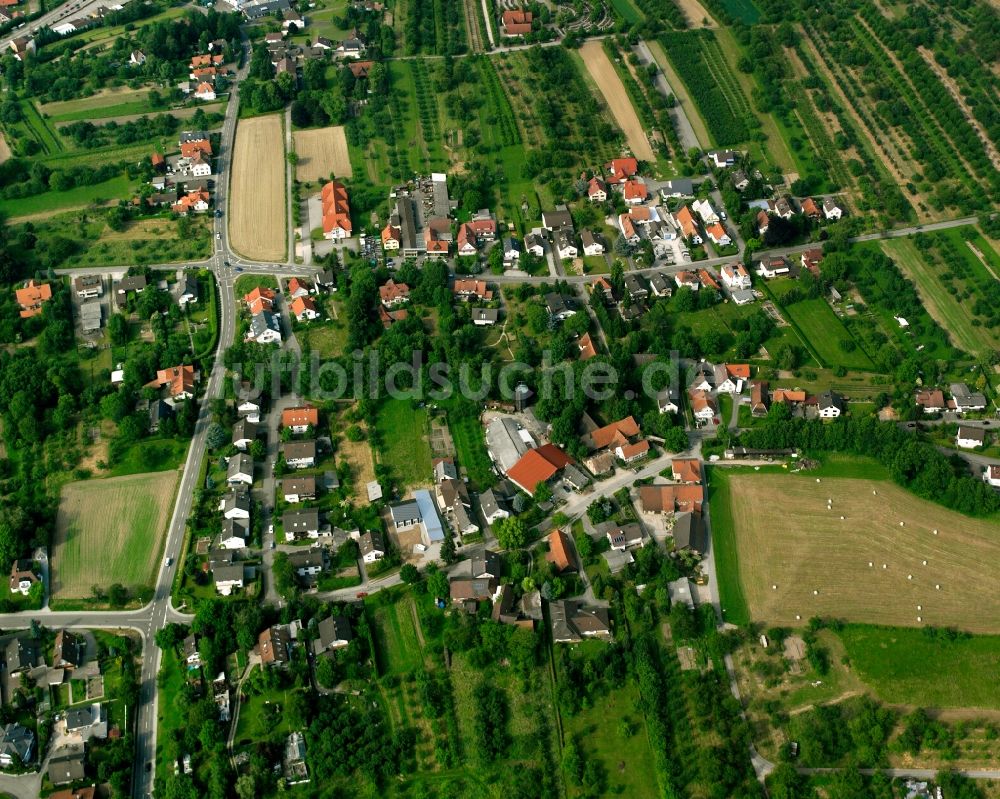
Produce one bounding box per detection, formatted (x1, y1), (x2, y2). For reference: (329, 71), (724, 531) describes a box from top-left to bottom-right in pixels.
(710, 468), (1000, 632)
(441, 406), (494, 491)
(372, 595), (424, 674)
(233, 683), (297, 745)
(562, 680), (659, 798)
(375, 399), (433, 487)
(53, 470), (179, 599)
(838, 625), (1000, 709)
(301, 303), (348, 357)
(107, 437), (188, 477)
(233, 274), (278, 296)
(155, 649), (185, 779)
(706, 467), (750, 626)
(0, 175), (132, 219)
(782, 297), (875, 370)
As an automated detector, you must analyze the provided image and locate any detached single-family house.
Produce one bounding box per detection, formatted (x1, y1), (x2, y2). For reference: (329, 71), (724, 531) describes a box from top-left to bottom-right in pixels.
(708, 150), (738, 168)
(714, 363), (750, 394)
(587, 176), (607, 202)
(359, 530), (385, 564)
(472, 308), (500, 326)
(248, 311), (283, 344)
(259, 625), (293, 667)
(218, 518), (249, 549)
(756, 257), (789, 279)
(817, 390), (845, 418)
(554, 229), (578, 259)
(282, 440), (317, 469)
(0, 724), (34, 768)
(602, 522), (644, 551)
(480, 488), (509, 525)
(606, 157), (638, 183)
(692, 198), (719, 225)
(282, 477), (316, 503)
(675, 271), (700, 291)
(549, 600), (611, 643)
(800, 197), (821, 219)
(688, 389), (718, 423)
(8, 560), (37, 596)
(15, 279), (53, 318)
(221, 489), (251, 520)
(214, 563), (245, 596)
(146, 365), (199, 400)
(705, 223), (731, 247)
(5, 636), (38, 676)
(661, 178), (695, 199)
(524, 233), (545, 257)
(622, 178), (648, 204)
(313, 615), (353, 655)
(581, 230), (604, 256)
(283, 509), (321, 541)
(731, 170), (750, 191)
(984, 465), (1000, 488)
(226, 453), (254, 486)
(545, 292), (576, 322)
(673, 206), (702, 244)
(379, 279), (410, 308)
(74, 275), (103, 299)
(657, 386), (680, 414)
(54, 630), (84, 669)
(750, 381), (770, 417)
(244, 286), (275, 313)
(546, 529), (575, 573)
(915, 388), (946, 414)
(721, 263), (751, 290)
(542, 206), (574, 232)
(172, 273), (198, 306)
(822, 198), (844, 220)
(232, 419), (257, 451)
(282, 405), (319, 433)
(956, 425), (986, 449)
(951, 382), (987, 413)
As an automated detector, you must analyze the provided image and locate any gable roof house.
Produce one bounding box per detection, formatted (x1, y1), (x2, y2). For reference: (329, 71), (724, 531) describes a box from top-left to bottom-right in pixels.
(546, 529), (575, 572)
(74, 275), (103, 299)
(244, 286), (275, 314)
(673, 206), (702, 244)
(172, 273), (199, 306)
(606, 157), (639, 183)
(282, 476), (317, 503)
(226, 453), (254, 486)
(587, 176), (608, 202)
(705, 223), (731, 247)
(479, 488), (510, 525)
(721, 263), (751, 290)
(956, 425), (986, 449)
(321, 180), (353, 239)
(247, 310), (283, 344)
(801, 248), (823, 276)
(453, 278), (493, 302)
(602, 522), (644, 551)
(0, 724), (33, 768)
(220, 488), (251, 520)
(549, 600), (611, 643)
(800, 197), (821, 219)
(64, 703), (107, 741)
(146, 364), (199, 400)
(54, 630), (84, 669)
(379, 279), (410, 307)
(213, 561), (245, 596)
(501, 8), (533, 35)
(232, 418), (257, 451)
(915, 388), (946, 414)
(692, 198), (719, 225)
(218, 518), (249, 549)
(688, 389), (718, 423)
(756, 256), (789, 279)
(288, 548), (327, 582)
(259, 625), (293, 667)
(5, 636), (38, 676)
(622, 178), (648, 204)
(282, 440), (317, 469)
(15, 279), (52, 318)
(359, 530), (386, 563)
(313, 615), (353, 655)
(506, 444), (572, 494)
(282, 405), (318, 433)
(822, 197), (844, 220)
(657, 385), (680, 414)
(756, 210), (771, 236)
(671, 457), (702, 484)
(9, 559), (38, 595)
(542, 206), (574, 232)
(713, 363), (751, 394)
(750, 380), (770, 417)
(817, 390), (845, 418)
(291, 295), (320, 321)
(950, 382), (987, 413)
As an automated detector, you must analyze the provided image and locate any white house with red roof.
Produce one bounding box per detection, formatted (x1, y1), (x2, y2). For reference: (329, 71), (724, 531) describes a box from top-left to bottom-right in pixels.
(606, 157), (638, 183)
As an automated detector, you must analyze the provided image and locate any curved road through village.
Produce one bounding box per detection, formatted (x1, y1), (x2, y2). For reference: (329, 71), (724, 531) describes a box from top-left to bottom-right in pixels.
(0, 15), (992, 799)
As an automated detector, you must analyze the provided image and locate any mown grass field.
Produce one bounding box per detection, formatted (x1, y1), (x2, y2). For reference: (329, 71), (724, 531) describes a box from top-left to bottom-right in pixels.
(881, 236), (995, 357)
(372, 596), (424, 674)
(711, 468), (1000, 632)
(839, 625), (1000, 709)
(783, 297), (875, 370)
(54, 471), (178, 598)
(39, 88), (156, 122)
(442, 409), (494, 491)
(375, 399), (433, 487)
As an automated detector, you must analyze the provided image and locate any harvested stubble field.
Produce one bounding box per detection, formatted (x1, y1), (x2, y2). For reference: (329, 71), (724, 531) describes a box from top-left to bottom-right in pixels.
(293, 125), (353, 181)
(721, 473), (1000, 632)
(53, 471), (178, 598)
(229, 115), (286, 261)
(339, 434), (375, 505)
(578, 41), (655, 162)
(0, 133), (10, 164)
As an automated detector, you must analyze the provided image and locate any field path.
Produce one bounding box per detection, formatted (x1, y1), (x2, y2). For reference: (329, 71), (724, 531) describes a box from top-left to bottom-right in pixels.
(579, 40), (655, 161)
(229, 114), (287, 262)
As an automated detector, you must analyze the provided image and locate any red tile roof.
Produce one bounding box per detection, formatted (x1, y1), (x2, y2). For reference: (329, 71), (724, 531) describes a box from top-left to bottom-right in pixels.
(590, 416), (640, 450)
(15, 279), (52, 317)
(506, 444), (571, 493)
(671, 458), (701, 484)
(180, 139), (212, 159)
(379, 279), (409, 305)
(322, 180), (352, 236)
(291, 296), (317, 317)
(244, 286), (275, 313)
(675, 205), (698, 238)
(148, 364), (197, 397)
(578, 332), (596, 361)
(282, 406), (319, 428)
(546, 529), (573, 571)
(638, 484), (704, 513)
(622, 178), (647, 201)
(453, 278), (492, 300)
(607, 157), (638, 181)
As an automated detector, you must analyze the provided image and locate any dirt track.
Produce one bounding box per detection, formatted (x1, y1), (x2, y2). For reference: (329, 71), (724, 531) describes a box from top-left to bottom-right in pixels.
(229, 115), (286, 261)
(579, 40), (656, 162)
(293, 125), (353, 182)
